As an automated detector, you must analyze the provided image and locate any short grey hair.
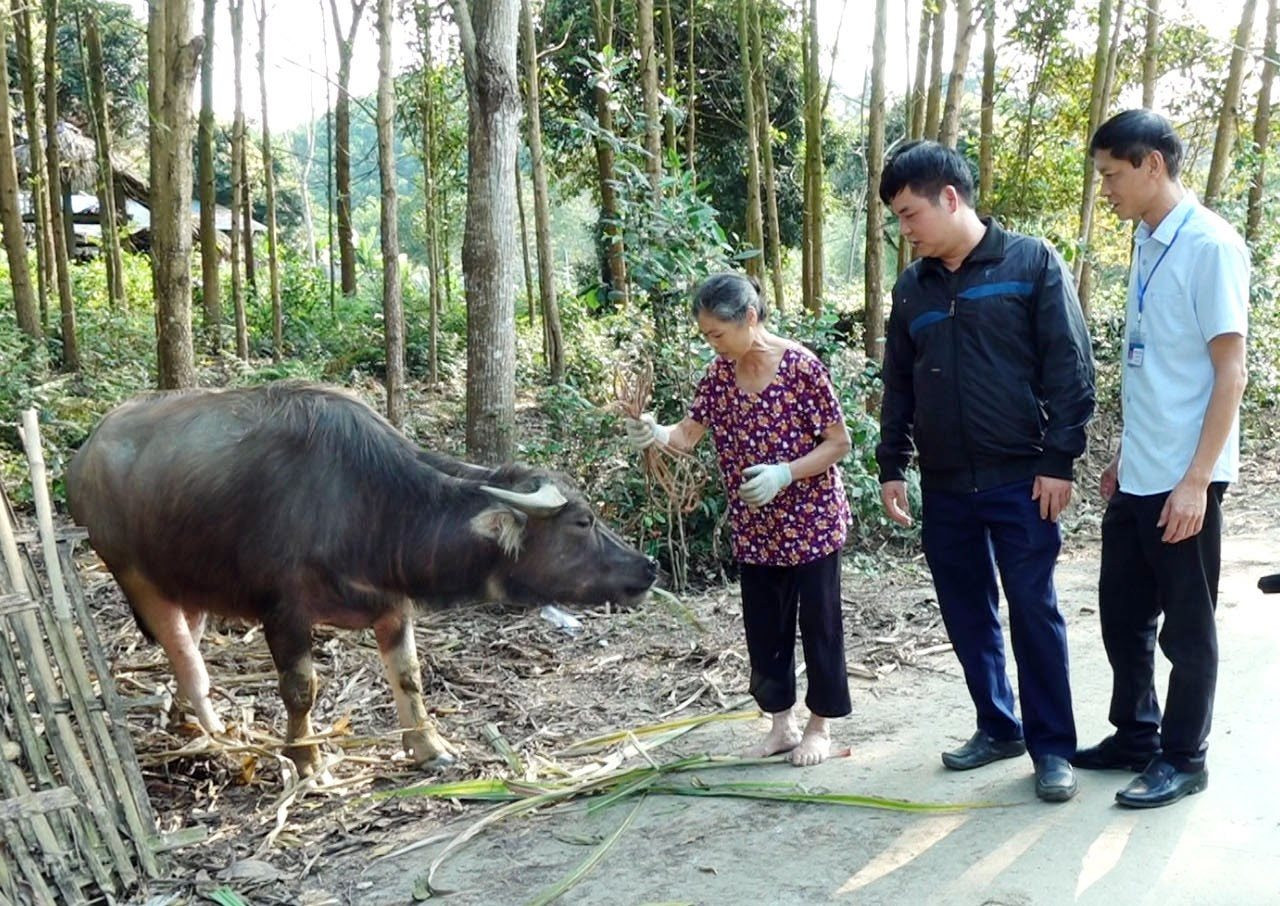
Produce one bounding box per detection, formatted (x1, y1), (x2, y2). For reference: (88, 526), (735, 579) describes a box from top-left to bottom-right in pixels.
(691, 272), (766, 324)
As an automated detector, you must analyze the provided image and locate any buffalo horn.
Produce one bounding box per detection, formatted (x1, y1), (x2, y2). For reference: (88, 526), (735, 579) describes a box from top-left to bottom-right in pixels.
(480, 482), (568, 515)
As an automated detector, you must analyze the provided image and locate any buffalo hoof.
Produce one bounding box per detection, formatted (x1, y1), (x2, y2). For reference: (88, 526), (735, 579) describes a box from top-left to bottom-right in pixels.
(285, 744), (321, 779)
(404, 728), (456, 768)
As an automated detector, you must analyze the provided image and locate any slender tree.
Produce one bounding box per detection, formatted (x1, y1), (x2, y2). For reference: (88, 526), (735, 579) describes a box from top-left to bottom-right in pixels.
(924, 0), (947, 140)
(450, 0), (521, 463)
(519, 0), (563, 380)
(737, 0), (763, 280)
(684, 0), (695, 178)
(148, 0), (203, 388)
(1247, 0), (1279, 244)
(801, 0), (824, 313)
(198, 0), (221, 350)
(229, 0), (248, 359)
(1141, 0), (1160, 109)
(661, 0), (677, 158)
(377, 0), (404, 424)
(416, 3), (442, 384)
(909, 0), (931, 140)
(865, 0), (887, 374)
(1204, 0), (1259, 208)
(327, 0), (370, 296)
(0, 1), (38, 341)
(590, 0), (627, 303)
(83, 10), (126, 307)
(1072, 0), (1116, 297)
(939, 0), (975, 148)
(13, 0), (50, 326)
(45, 0), (77, 370)
(639, 0), (662, 194)
(751, 1), (784, 310)
(515, 159), (535, 326)
(256, 0), (283, 357)
(978, 0), (995, 211)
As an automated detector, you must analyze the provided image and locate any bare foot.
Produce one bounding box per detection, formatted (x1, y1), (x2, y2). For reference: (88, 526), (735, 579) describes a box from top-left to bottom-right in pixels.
(789, 716), (832, 767)
(742, 711), (802, 758)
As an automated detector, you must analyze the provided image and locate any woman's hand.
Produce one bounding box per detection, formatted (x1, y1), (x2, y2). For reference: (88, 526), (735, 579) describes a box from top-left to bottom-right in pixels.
(623, 414), (670, 450)
(740, 463), (793, 507)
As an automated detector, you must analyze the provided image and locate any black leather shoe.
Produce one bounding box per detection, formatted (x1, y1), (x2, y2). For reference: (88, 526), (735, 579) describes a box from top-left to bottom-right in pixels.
(1034, 755), (1078, 802)
(1115, 759), (1208, 808)
(1070, 735), (1155, 772)
(941, 731), (1027, 771)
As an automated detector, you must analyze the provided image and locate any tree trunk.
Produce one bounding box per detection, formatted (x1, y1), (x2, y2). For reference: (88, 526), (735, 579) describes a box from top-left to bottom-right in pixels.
(737, 0), (763, 281)
(148, 0), (202, 389)
(978, 0), (995, 211)
(661, 0), (677, 158)
(0, 1), (38, 342)
(639, 0), (663, 195)
(417, 3), (441, 384)
(924, 0), (947, 141)
(328, 0), (369, 297)
(230, 0), (248, 359)
(450, 0), (520, 464)
(1071, 0), (1115, 307)
(377, 0), (404, 425)
(801, 0), (824, 313)
(1204, 0), (1259, 209)
(1142, 0), (1160, 109)
(515, 158), (535, 327)
(591, 0), (627, 304)
(257, 0), (283, 358)
(13, 0), (49, 329)
(684, 0), (695, 179)
(45, 0), (77, 370)
(939, 0), (974, 148)
(519, 0), (563, 381)
(198, 0), (220, 350)
(909, 0), (931, 140)
(865, 0), (887, 376)
(1247, 0), (1279, 244)
(84, 11), (126, 308)
(240, 127), (255, 288)
(752, 1), (784, 311)
(301, 93), (319, 269)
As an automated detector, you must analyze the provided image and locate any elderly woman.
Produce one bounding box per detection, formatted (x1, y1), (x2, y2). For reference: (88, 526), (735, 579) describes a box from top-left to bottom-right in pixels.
(626, 272), (853, 765)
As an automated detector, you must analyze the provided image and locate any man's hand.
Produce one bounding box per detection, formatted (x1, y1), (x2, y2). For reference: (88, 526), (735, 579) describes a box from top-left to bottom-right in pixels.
(1099, 455), (1119, 502)
(1032, 475), (1073, 522)
(880, 480), (913, 527)
(623, 414), (670, 451)
(1157, 477), (1208, 544)
(740, 463), (792, 507)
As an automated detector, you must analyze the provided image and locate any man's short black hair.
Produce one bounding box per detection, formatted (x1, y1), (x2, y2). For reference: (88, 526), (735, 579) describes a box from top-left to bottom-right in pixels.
(1089, 109), (1184, 180)
(878, 140), (976, 206)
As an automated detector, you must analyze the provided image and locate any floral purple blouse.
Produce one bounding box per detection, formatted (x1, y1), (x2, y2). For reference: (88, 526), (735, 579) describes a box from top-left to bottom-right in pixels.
(689, 345), (850, 567)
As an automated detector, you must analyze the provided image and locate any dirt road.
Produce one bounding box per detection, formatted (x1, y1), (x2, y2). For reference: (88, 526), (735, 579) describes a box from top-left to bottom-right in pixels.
(337, 488), (1280, 906)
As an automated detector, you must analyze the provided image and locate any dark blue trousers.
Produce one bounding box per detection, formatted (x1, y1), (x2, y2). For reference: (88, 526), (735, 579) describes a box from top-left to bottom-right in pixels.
(922, 479), (1076, 759)
(1097, 484), (1225, 772)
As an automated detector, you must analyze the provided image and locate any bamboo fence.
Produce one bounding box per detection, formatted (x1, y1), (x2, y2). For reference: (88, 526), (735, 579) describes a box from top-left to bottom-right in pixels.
(0, 409), (168, 905)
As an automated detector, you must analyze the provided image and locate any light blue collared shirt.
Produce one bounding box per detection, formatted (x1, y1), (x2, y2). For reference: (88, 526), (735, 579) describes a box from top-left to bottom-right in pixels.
(1119, 192), (1249, 496)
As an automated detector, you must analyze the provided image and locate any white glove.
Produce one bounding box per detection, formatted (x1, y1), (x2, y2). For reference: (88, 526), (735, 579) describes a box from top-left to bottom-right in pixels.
(740, 463), (792, 507)
(624, 413), (671, 450)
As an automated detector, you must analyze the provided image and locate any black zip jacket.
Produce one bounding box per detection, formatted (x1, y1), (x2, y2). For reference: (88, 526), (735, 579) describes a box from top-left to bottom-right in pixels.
(876, 218), (1095, 494)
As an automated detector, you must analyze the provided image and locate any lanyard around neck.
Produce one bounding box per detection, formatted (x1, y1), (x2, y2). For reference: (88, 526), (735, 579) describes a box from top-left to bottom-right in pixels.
(1136, 206), (1195, 318)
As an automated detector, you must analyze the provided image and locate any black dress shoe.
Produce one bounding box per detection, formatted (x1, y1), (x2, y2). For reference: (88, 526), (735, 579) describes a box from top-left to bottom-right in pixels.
(1034, 755), (1078, 802)
(1115, 759), (1208, 808)
(941, 730), (1027, 771)
(1070, 735), (1155, 772)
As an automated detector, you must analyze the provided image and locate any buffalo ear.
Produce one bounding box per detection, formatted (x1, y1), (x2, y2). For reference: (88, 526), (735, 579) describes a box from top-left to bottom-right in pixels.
(470, 506), (527, 557)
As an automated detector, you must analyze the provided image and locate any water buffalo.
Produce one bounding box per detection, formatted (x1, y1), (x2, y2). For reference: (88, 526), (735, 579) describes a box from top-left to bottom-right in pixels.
(67, 381), (657, 776)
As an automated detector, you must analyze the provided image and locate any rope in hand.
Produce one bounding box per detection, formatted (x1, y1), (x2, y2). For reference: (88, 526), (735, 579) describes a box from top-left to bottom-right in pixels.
(613, 363), (707, 514)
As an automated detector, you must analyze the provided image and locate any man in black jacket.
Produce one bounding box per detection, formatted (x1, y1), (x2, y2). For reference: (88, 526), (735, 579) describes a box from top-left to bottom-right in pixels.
(876, 141), (1095, 803)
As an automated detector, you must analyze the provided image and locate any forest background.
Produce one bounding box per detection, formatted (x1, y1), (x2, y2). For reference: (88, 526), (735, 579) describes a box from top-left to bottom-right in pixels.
(0, 0), (1278, 590)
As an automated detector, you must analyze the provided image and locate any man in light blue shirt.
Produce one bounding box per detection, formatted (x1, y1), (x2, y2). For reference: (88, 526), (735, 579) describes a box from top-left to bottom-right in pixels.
(1073, 110), (1249, 809)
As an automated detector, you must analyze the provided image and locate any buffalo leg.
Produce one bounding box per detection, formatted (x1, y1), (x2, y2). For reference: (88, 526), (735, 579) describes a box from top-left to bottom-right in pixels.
(373, 603), (455, 767)
(118, 569), (224, 735)
(261, 614), (320, 777)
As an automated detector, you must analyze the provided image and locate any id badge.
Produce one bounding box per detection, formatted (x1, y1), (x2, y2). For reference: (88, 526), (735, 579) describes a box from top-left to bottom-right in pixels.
(1126, 329), (1145, 367)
